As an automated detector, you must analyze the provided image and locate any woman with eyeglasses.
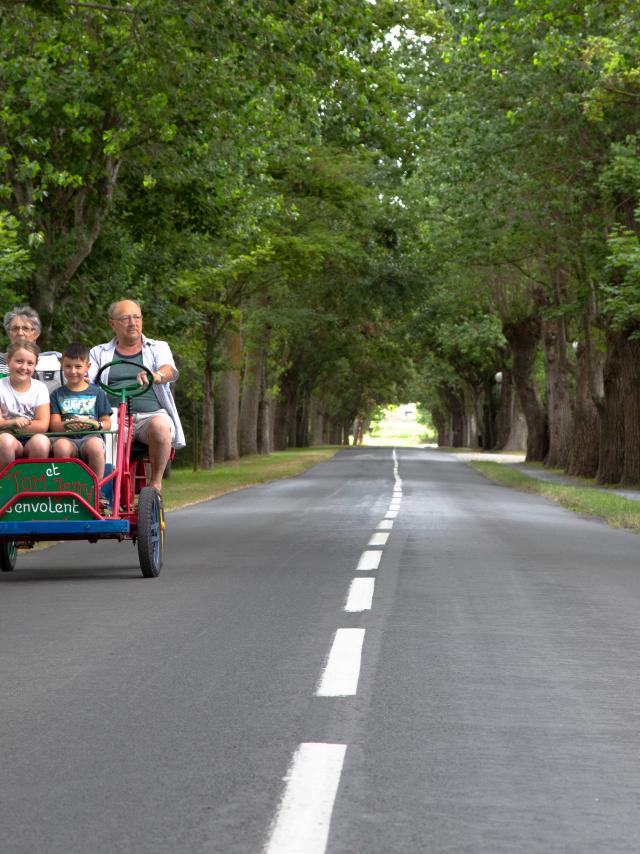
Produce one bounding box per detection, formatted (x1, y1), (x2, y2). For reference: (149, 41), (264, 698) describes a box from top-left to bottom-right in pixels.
(0, 306), (62, 392)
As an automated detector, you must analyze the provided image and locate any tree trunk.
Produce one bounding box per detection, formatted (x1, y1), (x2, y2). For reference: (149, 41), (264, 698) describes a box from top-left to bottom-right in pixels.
(451, 410), (464, 447)
(310, 397), (325, 445)
(495, 369), (527, 451)
(322, 412), (331, 444)
(272, 397), (289, 451)
(596, 331), (625, 484)
(494, 370), (511, 449)
(199, 364), (215, 470)
(213, 383), (225, 462)
(463, 386), (479, 449)
(566, 343), (602, 478)
(238, 345), (265, 456)
(543, 316), (573, 469)
(439, 384), (466, 447)
(214, 329), (241, 462)
(504, 317), (547, 462)
(503, 398), (528, 452)
(273, 369), (297, 451)
(432, 407), (449, 447)
(480, 378), (498, 450)
(621, 336), (640, 484)
(352, 416), (366, 445)
(191, 401), (200, 471)
(286, 395), (298, 448)
(257, 386), (273, 455)
(295, 386), (311, 447)
(328, 420), (343, 444)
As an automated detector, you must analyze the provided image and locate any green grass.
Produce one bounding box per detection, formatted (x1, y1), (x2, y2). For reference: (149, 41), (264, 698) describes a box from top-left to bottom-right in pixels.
(163, 446), (342, 510)
(470, 461), (640, 531)
(518, 459), (604, 488)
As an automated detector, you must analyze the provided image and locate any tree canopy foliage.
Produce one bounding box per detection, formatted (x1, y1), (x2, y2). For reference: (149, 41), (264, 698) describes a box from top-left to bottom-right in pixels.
(1, 0), (640, 479)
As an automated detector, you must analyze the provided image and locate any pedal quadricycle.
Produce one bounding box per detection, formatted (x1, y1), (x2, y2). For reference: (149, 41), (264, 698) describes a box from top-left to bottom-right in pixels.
(0, 361), (168, 578)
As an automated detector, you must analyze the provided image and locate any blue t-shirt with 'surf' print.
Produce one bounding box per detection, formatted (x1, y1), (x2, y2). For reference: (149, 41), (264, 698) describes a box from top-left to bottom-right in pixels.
(50, 382), (111, 422)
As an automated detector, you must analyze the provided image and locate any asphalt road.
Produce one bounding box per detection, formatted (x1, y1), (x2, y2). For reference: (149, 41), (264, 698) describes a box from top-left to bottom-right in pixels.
(3, 447), (640, 853)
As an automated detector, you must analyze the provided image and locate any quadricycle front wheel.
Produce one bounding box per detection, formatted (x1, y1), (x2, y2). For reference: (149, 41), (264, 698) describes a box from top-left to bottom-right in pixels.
(136, 487), (164, 578)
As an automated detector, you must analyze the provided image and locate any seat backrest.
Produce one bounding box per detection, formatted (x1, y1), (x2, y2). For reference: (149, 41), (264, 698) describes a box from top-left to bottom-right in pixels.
(37, 351), (63, 394)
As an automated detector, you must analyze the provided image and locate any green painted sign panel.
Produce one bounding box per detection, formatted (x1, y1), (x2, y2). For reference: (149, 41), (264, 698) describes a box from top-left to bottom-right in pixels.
(0, 460), (96, 520)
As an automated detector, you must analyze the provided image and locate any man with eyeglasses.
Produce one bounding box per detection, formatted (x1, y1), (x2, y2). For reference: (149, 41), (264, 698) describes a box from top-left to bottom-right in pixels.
(0, 306), (62, 392)
(88, 299), (185, 492)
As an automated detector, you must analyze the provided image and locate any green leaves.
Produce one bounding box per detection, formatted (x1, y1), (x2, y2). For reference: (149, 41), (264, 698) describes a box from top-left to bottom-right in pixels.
(0, 0), (455, 434)
(603, 220), (640, 335)
(0, 211), (30, 300)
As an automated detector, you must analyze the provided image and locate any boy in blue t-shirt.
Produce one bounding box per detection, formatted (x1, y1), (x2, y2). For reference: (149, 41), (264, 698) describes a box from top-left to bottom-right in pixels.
(50, 343), (112, 504)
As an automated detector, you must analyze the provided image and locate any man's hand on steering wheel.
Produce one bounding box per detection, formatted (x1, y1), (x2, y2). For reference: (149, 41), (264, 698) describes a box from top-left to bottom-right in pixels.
(136, 369), (162, 386)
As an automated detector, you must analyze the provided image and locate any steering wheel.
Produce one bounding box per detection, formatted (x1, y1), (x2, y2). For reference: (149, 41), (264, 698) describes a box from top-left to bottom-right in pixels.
(96, 360), (155, 401)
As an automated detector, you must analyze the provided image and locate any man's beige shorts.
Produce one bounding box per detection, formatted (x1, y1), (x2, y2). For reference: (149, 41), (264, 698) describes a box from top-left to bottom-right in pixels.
(130, 409), (176, 444)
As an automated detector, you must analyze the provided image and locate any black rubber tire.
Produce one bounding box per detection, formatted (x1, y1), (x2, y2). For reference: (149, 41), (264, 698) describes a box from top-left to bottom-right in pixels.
(137, 487), (163, 578)
(0, 541), (17, 572)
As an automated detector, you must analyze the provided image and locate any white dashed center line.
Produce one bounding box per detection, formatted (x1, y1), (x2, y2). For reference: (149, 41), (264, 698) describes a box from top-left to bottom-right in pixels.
(263, 448), (401, 853)
(344, 577), (375, 612)
(263, 742), (347, 854)
(356, 550), (382, 571)
(316, 628), (366, 696)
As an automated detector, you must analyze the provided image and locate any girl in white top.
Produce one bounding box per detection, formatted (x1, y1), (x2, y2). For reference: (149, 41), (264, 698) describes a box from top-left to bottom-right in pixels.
(0, 342), (51, 467)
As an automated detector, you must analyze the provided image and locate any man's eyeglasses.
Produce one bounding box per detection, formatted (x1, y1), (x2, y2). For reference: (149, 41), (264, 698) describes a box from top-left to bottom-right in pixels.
(114, 315), (142, 324)
(9, 325), (35, 332)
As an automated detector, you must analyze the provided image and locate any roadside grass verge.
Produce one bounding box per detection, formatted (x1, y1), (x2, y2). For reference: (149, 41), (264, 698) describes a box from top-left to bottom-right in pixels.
(516, 459), (597, 486)
(163, 446), (342, 510)
(470, 461), (640, 532)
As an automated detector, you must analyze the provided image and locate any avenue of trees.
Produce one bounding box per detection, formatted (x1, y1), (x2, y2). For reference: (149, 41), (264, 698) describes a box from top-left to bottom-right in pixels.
(408, 1), (640, 485)
(1, 0), (640, 484)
